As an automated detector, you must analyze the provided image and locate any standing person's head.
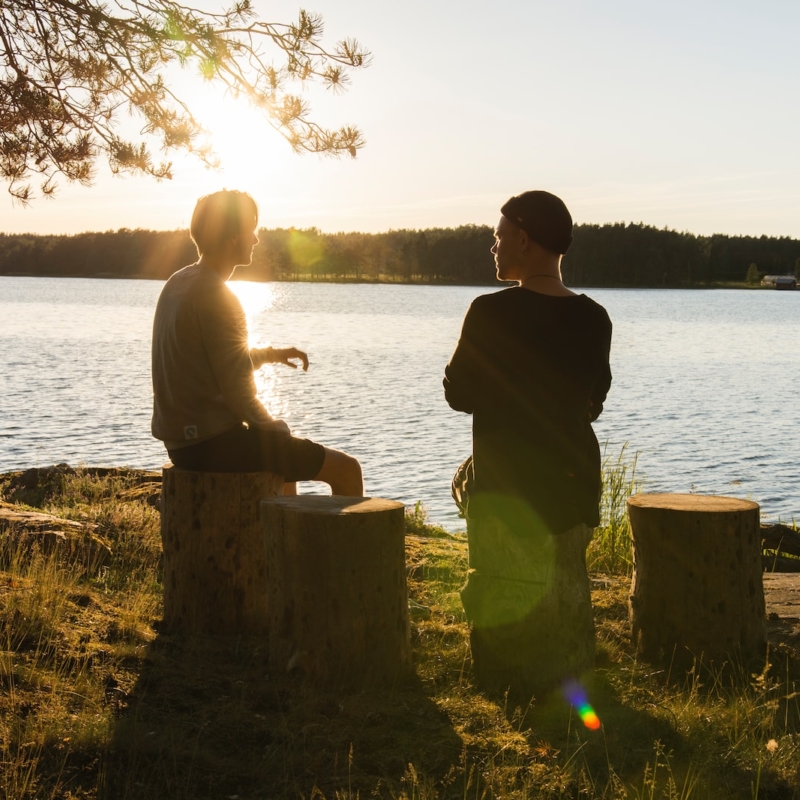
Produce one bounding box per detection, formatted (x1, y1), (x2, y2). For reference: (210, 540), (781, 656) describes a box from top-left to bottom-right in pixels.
(190, 190), (259, 264)
(492, 190), (572, 283)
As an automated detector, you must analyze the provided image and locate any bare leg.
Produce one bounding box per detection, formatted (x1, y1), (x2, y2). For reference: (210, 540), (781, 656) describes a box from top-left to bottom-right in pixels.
(283, 482), (298, 496)
(312, 447), (364, 496)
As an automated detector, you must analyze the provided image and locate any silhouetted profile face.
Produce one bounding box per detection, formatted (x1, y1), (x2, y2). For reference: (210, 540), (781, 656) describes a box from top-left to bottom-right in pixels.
(232, 223), (259, 267)
(491, 215), (526, 282)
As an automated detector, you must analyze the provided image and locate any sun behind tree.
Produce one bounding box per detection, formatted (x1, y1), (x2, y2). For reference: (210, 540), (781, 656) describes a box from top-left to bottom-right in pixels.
(0, 0), (370, 202)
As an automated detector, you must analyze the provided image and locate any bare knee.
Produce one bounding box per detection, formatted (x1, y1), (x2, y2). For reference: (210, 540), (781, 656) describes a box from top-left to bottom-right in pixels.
(314, 448), (364, 496)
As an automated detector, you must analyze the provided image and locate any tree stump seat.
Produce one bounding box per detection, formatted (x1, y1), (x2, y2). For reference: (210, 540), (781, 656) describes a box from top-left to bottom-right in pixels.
(160, 464), (284, 635)
(262, 495), (412, 688)
(628, 493), (766, 669)
(461, 516), (595, 698)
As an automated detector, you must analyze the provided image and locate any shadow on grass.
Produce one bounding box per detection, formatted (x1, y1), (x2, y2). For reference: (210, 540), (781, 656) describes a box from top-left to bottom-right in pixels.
(100, 630), (464, 800)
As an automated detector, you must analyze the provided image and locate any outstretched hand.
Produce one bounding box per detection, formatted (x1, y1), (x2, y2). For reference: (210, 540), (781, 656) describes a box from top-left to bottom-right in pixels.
(274, 347), (309, 371)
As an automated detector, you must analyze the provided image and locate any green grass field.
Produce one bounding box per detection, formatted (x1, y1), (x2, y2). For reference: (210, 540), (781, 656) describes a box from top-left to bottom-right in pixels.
(1, 460), (799, 799)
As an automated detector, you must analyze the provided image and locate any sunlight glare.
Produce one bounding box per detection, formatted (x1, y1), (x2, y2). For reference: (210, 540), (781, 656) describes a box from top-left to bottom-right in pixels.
(562, 679), (602, 731)
(183, 79), (293, 188)
(227, 280), (289, 421)
(228, 280), (277, 323)
(253, 360), (290, 423)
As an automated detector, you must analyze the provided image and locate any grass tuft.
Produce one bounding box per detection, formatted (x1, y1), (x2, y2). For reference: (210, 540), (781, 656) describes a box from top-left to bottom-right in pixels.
(589, 442), (641, 576)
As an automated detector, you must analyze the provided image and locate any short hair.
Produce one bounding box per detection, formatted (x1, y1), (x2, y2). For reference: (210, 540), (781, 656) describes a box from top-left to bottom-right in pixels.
(500, 190), (573, 255)
(190, 190), (258, 256)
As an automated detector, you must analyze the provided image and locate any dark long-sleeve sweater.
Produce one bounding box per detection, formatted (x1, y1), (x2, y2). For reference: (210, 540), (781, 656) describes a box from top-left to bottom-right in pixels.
(444, 286), (612, 534)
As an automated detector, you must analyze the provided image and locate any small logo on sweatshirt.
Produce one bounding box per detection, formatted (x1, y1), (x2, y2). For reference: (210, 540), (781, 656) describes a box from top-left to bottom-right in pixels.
(184, 425), (198, 440)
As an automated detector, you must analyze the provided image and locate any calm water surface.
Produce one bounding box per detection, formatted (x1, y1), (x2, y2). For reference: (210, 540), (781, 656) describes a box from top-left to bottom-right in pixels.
(1, 276), (798, 528)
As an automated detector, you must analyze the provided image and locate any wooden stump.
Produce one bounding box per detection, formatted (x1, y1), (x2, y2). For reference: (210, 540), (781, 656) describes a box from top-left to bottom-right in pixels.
(262, 496), (411, 687)
(628, 493), (766, 668)
(160, 464), (284, 635)
(461, 516), (595, 698)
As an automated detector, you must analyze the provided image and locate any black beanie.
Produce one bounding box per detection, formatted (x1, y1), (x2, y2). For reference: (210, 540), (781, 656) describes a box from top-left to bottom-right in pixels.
(500, 190), (573, 254)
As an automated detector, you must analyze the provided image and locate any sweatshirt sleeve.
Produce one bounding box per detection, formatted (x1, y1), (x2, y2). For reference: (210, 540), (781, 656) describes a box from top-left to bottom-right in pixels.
(443, 299), (487, 414)
(195, 283), (278, 428)
(588, 310), (612, 422)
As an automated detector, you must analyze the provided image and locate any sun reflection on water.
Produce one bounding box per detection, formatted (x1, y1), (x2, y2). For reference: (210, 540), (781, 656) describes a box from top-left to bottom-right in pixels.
(253, 363), (290, 424)
(228, 280), (293, 423)
(228, 280), (278, 324)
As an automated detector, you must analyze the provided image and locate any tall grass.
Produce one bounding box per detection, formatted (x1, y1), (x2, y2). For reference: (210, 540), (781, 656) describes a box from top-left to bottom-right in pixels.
(589, 443), (641, 576)
(0, 467), (162, 799)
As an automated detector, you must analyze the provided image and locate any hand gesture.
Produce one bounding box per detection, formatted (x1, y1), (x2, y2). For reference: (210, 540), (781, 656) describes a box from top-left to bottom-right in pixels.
(251, 346), (309, 371)
(274, 347), (309, 371)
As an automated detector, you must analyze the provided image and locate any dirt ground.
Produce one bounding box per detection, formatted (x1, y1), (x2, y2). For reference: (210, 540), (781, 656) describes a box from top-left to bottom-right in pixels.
(763, 572), (800, 655)
(764, 573), (800, 619)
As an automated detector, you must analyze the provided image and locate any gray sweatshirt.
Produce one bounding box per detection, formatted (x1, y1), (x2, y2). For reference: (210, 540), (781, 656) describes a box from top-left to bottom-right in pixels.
(151, 264), (279, 449)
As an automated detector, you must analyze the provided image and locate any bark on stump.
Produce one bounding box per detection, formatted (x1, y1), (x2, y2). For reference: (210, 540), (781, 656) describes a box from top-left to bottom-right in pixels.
(628, 493), (766, 669)
(262, 496), (412, 687)
(461, 517), (595, 698)
(160, 464), (284, 635)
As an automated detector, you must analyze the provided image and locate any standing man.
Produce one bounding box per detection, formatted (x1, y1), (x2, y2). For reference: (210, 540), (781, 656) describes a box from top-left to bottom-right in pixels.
(443, 190), (612, 695)
(152, 189), (363, 496)
(444, 190), (611, 530)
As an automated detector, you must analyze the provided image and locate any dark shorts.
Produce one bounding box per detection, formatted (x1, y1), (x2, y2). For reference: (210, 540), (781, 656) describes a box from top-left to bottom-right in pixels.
(167, 424), (326, 482)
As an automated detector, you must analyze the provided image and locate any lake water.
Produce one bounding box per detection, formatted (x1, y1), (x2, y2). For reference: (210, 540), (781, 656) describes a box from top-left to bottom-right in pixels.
(1, 276), (798, 529)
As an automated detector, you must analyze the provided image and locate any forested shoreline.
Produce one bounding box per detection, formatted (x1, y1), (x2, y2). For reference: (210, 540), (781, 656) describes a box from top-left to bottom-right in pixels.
(1, 222), (799, 287)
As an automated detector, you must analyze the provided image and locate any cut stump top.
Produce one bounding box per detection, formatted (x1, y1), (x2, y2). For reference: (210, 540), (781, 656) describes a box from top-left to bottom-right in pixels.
(628, 493), (759, 513)
(262, 496), (404, 516)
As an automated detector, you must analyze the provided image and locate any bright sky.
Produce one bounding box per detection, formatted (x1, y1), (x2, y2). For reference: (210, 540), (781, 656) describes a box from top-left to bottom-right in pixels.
(4, 0), (800, 237)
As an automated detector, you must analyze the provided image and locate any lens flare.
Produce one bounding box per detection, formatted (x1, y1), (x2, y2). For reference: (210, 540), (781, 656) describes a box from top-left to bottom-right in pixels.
(562, 679), (601, 730)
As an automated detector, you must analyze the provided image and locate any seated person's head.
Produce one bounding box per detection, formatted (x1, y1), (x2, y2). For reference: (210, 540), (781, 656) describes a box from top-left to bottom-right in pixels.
(190, 190), (258, 257)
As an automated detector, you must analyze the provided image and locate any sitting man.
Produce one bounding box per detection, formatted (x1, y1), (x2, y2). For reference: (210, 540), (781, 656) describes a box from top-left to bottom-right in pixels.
(151, 189), (363, 496)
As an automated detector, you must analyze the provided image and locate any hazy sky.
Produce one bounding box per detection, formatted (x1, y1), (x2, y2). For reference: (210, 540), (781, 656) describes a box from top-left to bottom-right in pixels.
(4, 0), (799, 237)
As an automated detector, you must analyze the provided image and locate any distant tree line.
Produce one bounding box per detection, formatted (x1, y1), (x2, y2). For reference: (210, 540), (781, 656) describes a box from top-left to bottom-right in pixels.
(1, 223), (799, 287)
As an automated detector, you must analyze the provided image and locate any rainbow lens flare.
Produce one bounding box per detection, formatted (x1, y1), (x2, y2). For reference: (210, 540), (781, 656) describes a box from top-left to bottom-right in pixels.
(562, 679), (601, 730)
